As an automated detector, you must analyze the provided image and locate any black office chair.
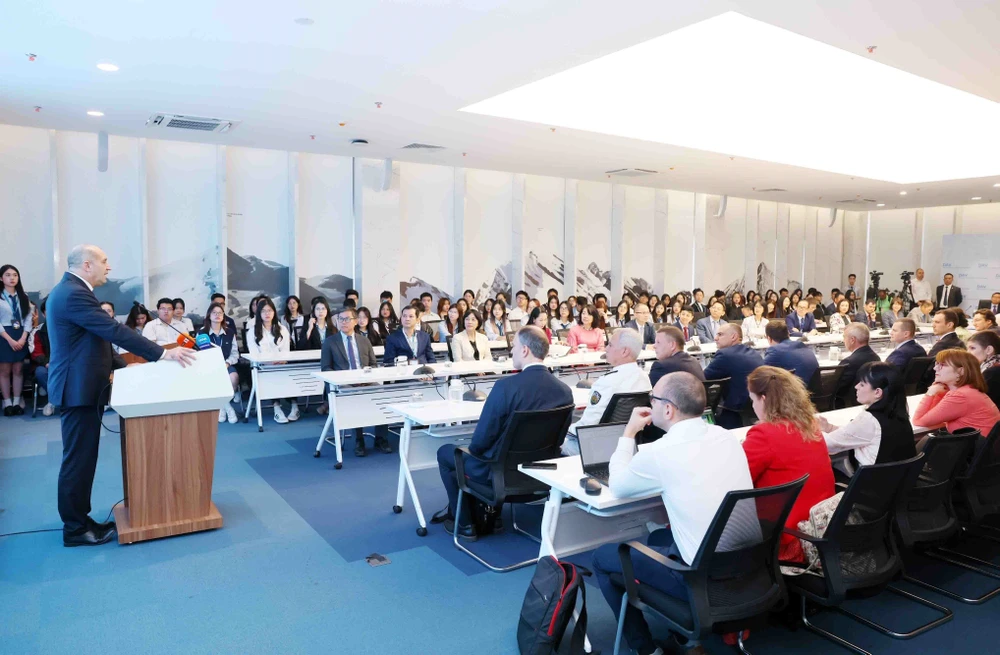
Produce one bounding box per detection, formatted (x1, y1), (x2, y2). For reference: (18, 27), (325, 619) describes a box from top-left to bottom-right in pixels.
(808, 366), (847, 412)
(702, 377), (730, 420)
(599, 391), (651, 424)
(556, 329), (570, 342)
(902, 356), (935, 395)
(738, 398), (758, 427)
(955, 421), (1000, 536)
(445, 335), (455, 362)
(610, 476), (808, 655)
(504, 332), (516, 349)
(784, 454), (953, 653)
(453, 404), (575, 572)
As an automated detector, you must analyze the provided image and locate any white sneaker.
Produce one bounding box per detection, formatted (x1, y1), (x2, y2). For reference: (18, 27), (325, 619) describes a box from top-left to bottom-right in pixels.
(287, 403), (300, 422)
(232, 391), (241, 404)
(226, 405), (238, 424)
(273, 405), (289, 424)
(218, 408), (227, 423)
(42, 402), (54, 416)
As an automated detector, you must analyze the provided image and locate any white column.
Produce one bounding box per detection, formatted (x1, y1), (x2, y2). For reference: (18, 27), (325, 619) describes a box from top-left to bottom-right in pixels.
(137, 138), (150, 304)
(653, 189), (668, 292)
(453, 167), (466, 299)
(610, 184), (625, 296)
(287, 151), (299, 296)
(49, 129), (61, 282)
(692, 193), (708, 290)
(216, 145), (228, 300)
(511, 173), (526, 293)
(563, 179), (578, 299)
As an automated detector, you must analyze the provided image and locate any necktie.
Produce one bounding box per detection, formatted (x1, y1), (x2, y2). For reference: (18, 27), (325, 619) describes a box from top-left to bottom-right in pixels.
(683, 326), (689, 341)
(346, 336), (357, 369)
(943, 286), (950, 307)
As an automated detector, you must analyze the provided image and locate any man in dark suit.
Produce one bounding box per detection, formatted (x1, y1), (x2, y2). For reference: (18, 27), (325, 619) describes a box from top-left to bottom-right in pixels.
(649, 326), (705, 387)
(690, 288), (707, 314)
(703, 323), (763, 429)
(624, 303), (655, 346)
(48, 245), (194, 546)
(854, 299), (880, 329)
(935, 273), (962, 311)
(435, 326), (573, 539)
(763, 320), (818, 385)
(382, 305), (436, 364)
(927, 309), (965, 357)
(836, 323), (881, 407)
(978, 293), (1000, 315)
(785, 300), (818, 337)
(885, 318), (925, 369)
(321, 306), (391, 456)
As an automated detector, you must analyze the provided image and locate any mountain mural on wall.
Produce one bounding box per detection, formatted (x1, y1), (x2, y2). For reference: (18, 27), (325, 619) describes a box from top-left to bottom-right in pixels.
(400, 277), (452, 306)
(93, 276), (143, 313)
(299, 273), (353, 308)
(624, 276), (653, 299)
(473, 263), (512, 305)
(227, 248), (289, 321)
(577, 262), (610, 298)
(524, 251), (564, 298)
(149, 247), (221, 326)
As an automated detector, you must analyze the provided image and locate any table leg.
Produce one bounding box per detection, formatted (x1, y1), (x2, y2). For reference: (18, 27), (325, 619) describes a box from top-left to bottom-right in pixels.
(397, 421), (427, 536)
(394, 419), (413, 513)
(331, 393), (343, 470)
(538, 489), (565, 558)
(244, 367), (257, 423)
(252, 367), (264, 432)
(314, 390), (334, 458)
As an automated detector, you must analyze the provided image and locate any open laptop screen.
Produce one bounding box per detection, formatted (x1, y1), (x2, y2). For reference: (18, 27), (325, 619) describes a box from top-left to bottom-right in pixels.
(577, 423), (628, 470)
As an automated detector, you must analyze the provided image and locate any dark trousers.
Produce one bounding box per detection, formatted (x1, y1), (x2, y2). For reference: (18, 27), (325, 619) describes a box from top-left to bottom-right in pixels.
(716, 408), (743, 430)
(34, 365), (48, 390)
(354, 424), (388, 448)
(437, 444), (489, 524)
(593, 528), (691, 653)
(57, 405), (104, 533)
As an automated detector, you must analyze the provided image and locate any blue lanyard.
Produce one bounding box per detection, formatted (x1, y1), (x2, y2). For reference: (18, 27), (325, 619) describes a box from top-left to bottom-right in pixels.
(6, 293), (20, 322)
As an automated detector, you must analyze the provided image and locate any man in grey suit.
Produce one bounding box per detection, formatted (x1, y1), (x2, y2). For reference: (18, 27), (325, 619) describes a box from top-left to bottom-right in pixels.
(320, 306), (392, 456)
(695, 301), (728, 343)
(624, 303), (656, 345)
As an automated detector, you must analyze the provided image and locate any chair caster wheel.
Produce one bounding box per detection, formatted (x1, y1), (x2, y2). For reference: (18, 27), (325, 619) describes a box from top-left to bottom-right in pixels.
(258, 426), (264, 433)
(392, 505), (402, 514)
(335, 462), (343, 470)
(313, 451), (320, 458)
(416, 527), (427, 537)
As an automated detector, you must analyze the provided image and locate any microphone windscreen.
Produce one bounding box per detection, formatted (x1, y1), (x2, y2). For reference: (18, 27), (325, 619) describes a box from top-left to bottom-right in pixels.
(176, 333), (196, 349)
(195, 333), (212, 350)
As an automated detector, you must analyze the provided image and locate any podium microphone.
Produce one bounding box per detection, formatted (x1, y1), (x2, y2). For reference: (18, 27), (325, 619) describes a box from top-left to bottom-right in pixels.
(176, 333), (196, 349)
(194, 333), (218, 351)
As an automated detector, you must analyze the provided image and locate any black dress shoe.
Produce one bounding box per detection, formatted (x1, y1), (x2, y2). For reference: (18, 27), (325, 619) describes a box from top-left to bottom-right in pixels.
(2, 406), (11, 417)
(374, 437), (393, 454)
(63, 527), (117, 547)
(444, 518), (478, 541)
(87, 517), (116, 535)
(354, 442), (367, 457)
(430, 507), (452, 524)
(12, 405), (23, 415)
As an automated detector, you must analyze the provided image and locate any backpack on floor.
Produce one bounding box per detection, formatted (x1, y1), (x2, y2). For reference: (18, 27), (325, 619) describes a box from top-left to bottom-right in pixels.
(517, 556), (590, 655)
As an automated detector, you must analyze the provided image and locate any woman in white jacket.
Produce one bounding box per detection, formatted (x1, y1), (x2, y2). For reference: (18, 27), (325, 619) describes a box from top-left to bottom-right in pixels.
(451, 309), (491, 362)
(741, 301), (769, 341)
(246, 297), (298, 424)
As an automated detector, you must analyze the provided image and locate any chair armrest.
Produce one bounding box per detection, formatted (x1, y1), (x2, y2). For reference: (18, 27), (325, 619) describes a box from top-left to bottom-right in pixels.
(783, 527), (828, 544)
(453, 446), (475, 481)
(618, 540), (694, 612)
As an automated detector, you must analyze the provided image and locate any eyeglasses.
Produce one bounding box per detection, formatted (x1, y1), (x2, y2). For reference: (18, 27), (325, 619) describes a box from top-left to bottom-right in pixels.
(649, 392), (676, 408)
(337, 316), (356, 323)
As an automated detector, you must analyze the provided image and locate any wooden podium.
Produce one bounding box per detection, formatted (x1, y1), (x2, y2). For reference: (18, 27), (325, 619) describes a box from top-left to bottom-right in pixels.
(110, 348), (234, 544)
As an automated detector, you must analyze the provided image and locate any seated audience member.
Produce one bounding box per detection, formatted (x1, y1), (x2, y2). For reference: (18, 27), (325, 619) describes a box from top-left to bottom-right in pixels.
(99, 301), (115, 318)
(507, 290), (530, 322)
(874, 289), (892, 314)
(356, 306), (382, 348)
(811, 292), (827, 319)
(982, 292), (1000, 314)
(451, 309), (490, 362)
(566, 304), (606, 353)
(562, 329), (652, 455)
(854, 299), (880, 329)
(608, 300), (631, 328)
(200, 302), (241, 424)
(29, 300), (54, 415)
(973, 309), (1000, 334)
(383, 305), (436, 364)
(551, 301), (574, 332)
(819, 362), (916, 469)
(125, 302), (152, 335)
(762, 320), (818, 384)
(742, 301), (769, 341)
(242, 295), (261, 348)
(649, 325), (705, 387)
(379, 290), (394, 305)
(625, 303), (655, 346)
(545, 295), (560, 321)
(743, 367), (835, 562)
(914, 349), (1000, 439)
(690, 288), (707, 314)
(776, 296), (793, 319)
(825, 291), (841, 316)
(246, 297), (299, 424)
(845, 289), (859, 314)
(281, 295), (306, 350)
(210, 292), (238, 333)
(885, 318), (925, 369)
(695, 301), (728, 343)
(927, 309), (965, 357)
(593, 372), (753, 655)
(704, 323), (764, 428)
(484, 300), (510, 341)
(968, 330), (1000, 409)
(593, 294), (608, 317)
(345, 289), (360, 306)
(908, 299), (934, 324)
(410, 302), (437, 339)
(142, 297), (189, 345)
(881, 297), (905, 329)
(454, 298), (469, 320)
(785, 300), (818, 337)
(172, 298), (195, 334)
(462, 289), (476, 308)
(420, 292), (440, 321)
(481, 298), (495, 321)
(372, 301), (399, 339)
(827, 298), (852, 334)
(836, 323), (881, 407)
(434, 327), (573, 539)
(437, 297), (452, 322)
(322, 307), (391, 455)
(305, 299), (336, 349)
(726, 292), (746, 321)
(439, 305), (461, 343)
(652, 302), (668, 324)
(567, 295), (579, 317)
(949, 307), (972, 342)
(527, 307), (553, 342)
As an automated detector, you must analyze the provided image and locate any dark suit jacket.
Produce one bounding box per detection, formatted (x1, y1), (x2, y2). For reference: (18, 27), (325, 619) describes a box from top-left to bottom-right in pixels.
(703, 344), (763, 411)
(885, 339), (925, 369)
(649, 351), (705, 387)
(927, 331), (965, 358)
(935, 284), (963, 310)
(383, 327), (436, 364)
(198, 326), (237, 363)
(468, 364), (573, 479)
(785, 312), (817, 336)
(983, 366), (1000, 410)
(836, 345), (881, 405)
(764, 339), (818, 385)
(825, 303), (838, 315)
(690, 301), (706, 314)
(46, 272), (163, 407)
(305, 322), (336, 350)
(853, 312), (879, 329)
(321, 331), (376, 371)
(624, 320), (655, 345)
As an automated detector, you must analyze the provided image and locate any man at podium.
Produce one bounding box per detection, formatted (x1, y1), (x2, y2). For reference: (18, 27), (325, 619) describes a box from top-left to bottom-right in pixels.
(47, 244), (196, 547)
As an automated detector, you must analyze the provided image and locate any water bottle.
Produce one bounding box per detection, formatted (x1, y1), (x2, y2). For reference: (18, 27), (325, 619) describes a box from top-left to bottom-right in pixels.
(449, 379), (463, 402)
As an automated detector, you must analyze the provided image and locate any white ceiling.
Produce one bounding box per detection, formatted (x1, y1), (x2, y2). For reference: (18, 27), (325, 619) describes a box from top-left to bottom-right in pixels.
(2, 0), (999, 210)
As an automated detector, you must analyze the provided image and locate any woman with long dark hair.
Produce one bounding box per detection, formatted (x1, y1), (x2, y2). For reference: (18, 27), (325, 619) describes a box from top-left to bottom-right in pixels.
(305, 298), (336, 349)
(0, 264), (32, 415)
(967, 330), (1000, 409)
(200, 302), (241, 424)
(372, 301), (398, 339)
(281, 295), (306, 350)
(124, 303), (152, 333)
(248, 297), (298, 424)
(566, 304), (606, 353)
(439, 305), (461, 343)
(357, 306), (382, 348)
(551, 301), (574, 332)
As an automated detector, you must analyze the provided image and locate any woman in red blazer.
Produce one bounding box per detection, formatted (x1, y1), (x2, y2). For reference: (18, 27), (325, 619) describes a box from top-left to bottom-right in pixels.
(743, 366), (836, 563)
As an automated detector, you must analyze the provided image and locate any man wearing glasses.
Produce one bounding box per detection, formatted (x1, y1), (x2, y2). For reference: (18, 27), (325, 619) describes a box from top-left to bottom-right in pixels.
(592, 372), (754, 655)
(320, 307), (392, 456)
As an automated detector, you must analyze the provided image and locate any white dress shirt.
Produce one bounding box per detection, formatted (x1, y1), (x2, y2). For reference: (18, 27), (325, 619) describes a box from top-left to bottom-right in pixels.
(246, 324), (291, 356)
(564, 362), (652, 450)
(507, 307), (527, 322)
(823, 410), (881, 466)
(742, 316), (768, 340)
(142, 318), (190, 346)
(608, 417), (754, 564)
(939, 284), (954, 308)
(910, 278), (932, 304)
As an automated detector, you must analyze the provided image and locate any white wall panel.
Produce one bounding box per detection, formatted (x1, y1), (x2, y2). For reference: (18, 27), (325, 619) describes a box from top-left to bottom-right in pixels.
(868, 209), (918, 296)
(787, 205), (806, 292)
(464, 168), (512, 305)
(399, 162), (455, 304)
(704, 196), (746, 294)
(919, 206), (956, 285)
(358, 158), (401, 307)
(775, 203), (792, 289)
(960, 204), (1000, 235)
(663, 190), (695, 293)
(756, 201), (778, 292)
(623, 186), (655, 295)
(0, 125), (53, 296)
(522, 174), (565, 299)
(802, 206), (818, 292)
(814, 208), (843, 296)
(575, 180), (612, 297)
(297, 153), (354, 307)
(841, 211), (868, 296)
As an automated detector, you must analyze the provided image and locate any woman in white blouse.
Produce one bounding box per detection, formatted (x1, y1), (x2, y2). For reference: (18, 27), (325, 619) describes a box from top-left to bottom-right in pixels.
(247, 297), (298, 424)
(606, 300), (631, 328)
(741, 301), (769, 341)
(484, 300), (511, 341)
(550, 301), (574, 333)
(438, 305), (461, 343)
(451, 309), (490, 362)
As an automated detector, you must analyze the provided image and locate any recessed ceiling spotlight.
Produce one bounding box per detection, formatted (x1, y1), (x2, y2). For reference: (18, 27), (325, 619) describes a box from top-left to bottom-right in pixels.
(877, 203), (885, 207)
(899, 191), (907, 195)
(972, 197), (982, 201)
(96, 62), (119, 72)
(294, 17), (314, 26)
(87, 110), (104, 117)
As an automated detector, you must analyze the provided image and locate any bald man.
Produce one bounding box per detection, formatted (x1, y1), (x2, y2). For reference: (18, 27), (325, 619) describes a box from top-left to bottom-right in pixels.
(702, 323), (763, 429)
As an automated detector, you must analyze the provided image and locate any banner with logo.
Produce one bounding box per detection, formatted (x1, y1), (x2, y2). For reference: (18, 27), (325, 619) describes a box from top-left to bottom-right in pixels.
(941, 233), (1000, 316)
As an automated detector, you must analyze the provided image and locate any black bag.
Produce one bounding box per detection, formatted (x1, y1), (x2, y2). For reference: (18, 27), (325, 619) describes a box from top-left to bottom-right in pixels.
(517, 556), (590, 655)
(470, 498), (499, 536)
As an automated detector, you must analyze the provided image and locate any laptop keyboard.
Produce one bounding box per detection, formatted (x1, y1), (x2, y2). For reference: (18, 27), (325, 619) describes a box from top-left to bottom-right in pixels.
(587, 465), (610, 485)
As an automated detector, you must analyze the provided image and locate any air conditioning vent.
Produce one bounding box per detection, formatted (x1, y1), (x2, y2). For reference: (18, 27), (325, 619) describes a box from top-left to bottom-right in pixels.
(401, 143), (445, 150)
(605, 168), (658, 177)
(146, 113), (239, 133)
(756, 188), (786, 193)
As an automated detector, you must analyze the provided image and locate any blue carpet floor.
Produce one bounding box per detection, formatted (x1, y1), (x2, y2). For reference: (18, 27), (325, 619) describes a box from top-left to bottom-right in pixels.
(2, 408), (999, 654)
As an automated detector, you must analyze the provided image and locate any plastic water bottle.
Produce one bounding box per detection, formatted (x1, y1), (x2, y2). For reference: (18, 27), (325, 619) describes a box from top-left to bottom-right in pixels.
(449, 379), (463, 402)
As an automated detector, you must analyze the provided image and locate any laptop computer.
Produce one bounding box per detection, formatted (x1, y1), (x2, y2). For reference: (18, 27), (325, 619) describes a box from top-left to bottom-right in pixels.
(577, 422), (630, 486)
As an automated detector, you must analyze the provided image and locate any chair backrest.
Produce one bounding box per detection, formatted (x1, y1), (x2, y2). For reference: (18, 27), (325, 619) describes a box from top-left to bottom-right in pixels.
(508, 319), (522, 331)
(702, 378), (731, 416)
(445, 335), (455, 362)
(505, 332), (516, 348)
(808, 366), (847, 412)
(902, 356), (935, 395)
(739, 398), (758, 427)
(819, 454), (924, 596)
(492, 404), (576, 501)
(687, 476), (807, 628)
(599, 391), (652, 424)
(895, 432), (978, 548)
(958, 421), (1000, 523)
(604, 327), (614, 340)
(556, 329), (570, 342)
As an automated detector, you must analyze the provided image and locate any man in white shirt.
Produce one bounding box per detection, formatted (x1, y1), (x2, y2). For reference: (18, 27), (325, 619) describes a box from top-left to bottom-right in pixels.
(142, 297), (189, 346)
(910, 268), (932, 304)
(419, 292), (441, 322)
(592, 371), (753, 655)
(562, 329), (651, 455)
(845, 273), (860, 297)
(507, 289), (530, 322)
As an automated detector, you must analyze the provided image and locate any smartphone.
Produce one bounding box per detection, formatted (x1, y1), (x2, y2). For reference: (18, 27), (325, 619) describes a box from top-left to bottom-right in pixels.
(522, 462), (557, 470)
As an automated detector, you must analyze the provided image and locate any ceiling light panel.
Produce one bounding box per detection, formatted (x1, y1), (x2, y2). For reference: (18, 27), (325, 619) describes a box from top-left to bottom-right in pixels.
(462, 12), (1000, 185)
